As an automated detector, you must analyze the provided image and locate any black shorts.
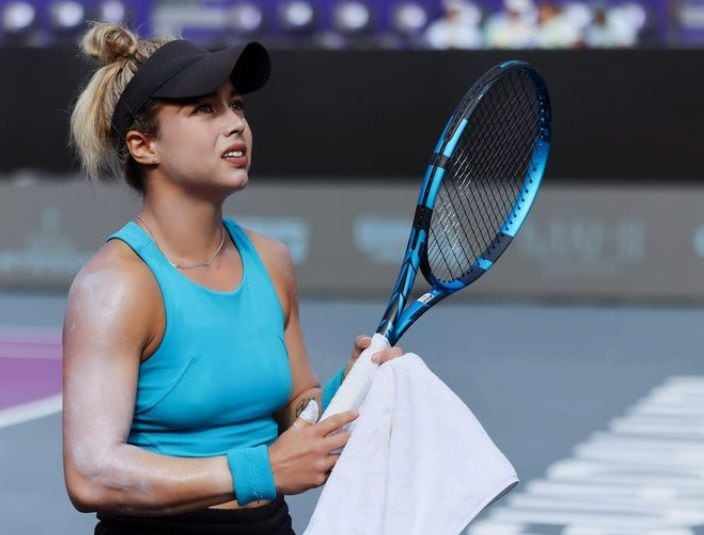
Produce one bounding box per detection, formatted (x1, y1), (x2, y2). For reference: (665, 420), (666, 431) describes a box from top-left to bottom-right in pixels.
(94, 495), (295, 535)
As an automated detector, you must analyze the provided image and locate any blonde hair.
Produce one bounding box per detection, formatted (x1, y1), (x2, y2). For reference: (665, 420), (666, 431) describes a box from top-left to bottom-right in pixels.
(69, 22), (173, 193)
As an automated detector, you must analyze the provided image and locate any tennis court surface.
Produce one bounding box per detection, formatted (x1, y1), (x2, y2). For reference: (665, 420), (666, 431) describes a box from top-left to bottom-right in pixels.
(0, 292), (702, 534)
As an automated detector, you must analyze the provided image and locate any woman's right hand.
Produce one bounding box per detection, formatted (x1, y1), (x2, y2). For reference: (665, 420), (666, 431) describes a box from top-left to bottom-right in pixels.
(268, 405), (358, 495)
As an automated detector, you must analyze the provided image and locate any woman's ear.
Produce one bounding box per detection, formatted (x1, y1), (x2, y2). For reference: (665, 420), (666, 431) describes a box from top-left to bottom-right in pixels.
(125, 131), (159, 165)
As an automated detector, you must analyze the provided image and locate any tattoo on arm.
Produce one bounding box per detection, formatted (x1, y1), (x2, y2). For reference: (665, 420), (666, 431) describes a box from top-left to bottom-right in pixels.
(295, 397), (316, 419)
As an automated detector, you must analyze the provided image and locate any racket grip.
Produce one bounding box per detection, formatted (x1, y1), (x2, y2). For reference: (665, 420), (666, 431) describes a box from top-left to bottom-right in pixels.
(320, 333), (390, 422)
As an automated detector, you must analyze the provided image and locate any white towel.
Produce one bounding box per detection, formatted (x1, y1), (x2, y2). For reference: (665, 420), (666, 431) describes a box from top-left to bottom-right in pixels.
(304, 353), (518, 535)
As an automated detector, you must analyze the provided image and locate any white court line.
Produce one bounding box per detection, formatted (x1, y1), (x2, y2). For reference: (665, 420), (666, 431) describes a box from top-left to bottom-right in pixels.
(0, 349), (62, 360)
(0, 394), (62, 430)
(468, 376), (704, 534)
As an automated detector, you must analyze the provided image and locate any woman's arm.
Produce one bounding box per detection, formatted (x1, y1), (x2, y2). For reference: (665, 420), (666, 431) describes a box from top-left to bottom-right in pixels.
(62, 248), (236, 515)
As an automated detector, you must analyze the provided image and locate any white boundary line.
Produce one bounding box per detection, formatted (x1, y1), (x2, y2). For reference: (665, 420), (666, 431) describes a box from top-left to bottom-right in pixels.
(0, 394), (62, 430)
(468, 375), (704, 534)
(0, 351), (62, 360)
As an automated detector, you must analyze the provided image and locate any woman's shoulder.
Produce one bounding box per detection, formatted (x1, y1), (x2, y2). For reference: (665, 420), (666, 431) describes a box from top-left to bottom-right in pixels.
(67, 239), (161, 320)
(78, 238), (154, 286)
(63, 238), (163, 365)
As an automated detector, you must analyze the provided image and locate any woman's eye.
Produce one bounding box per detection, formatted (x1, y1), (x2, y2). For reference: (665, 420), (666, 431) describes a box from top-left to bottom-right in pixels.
(231, 100), (244, 111)
(195, 103), (213, 113)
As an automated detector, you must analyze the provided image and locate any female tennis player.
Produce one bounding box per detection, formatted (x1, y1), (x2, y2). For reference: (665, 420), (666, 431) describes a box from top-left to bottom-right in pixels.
(61, 23), (403, 534)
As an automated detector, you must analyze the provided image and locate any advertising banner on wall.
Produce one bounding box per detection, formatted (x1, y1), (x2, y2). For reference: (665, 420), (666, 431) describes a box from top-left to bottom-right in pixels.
(0, 178), (702, 302)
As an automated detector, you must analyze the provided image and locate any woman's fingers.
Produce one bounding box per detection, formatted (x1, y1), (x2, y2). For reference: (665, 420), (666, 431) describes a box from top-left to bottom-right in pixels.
(353, 334), (405, 365)
(356, 334), (372, 348)
(324, 453), (343, 473)
(324, 430), (351, 452)
(315, 410), (359, 437)
(371, 345), (404, 364)
(351, 334), (372, 359)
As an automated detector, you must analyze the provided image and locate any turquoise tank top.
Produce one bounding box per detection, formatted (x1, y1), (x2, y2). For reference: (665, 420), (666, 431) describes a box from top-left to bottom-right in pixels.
(106, 216), (294, 458)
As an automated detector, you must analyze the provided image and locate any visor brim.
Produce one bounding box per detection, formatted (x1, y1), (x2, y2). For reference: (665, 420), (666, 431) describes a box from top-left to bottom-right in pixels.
(153, 41), (270, 99)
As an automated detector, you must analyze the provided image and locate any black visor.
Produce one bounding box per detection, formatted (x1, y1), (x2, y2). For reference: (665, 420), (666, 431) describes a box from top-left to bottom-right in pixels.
(111, 40), (270, 145)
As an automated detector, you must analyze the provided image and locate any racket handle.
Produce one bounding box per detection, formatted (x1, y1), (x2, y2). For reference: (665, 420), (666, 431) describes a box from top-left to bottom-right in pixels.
(320, 333), (390, 422)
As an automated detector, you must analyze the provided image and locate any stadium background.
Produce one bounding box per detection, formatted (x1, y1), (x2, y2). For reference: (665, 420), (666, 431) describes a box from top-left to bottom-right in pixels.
(1, 0), (703, 533)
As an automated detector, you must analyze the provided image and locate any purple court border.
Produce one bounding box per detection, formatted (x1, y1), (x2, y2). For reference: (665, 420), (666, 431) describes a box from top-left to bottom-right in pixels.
(0, 329), (62, 412)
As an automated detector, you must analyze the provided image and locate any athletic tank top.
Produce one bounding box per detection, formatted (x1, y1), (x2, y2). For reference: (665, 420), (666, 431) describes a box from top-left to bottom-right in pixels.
(105, 216), (293, 458)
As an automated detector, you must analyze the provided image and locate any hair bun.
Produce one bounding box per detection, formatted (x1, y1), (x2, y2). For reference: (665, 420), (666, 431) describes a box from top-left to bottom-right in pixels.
(81, 22), (138, 65)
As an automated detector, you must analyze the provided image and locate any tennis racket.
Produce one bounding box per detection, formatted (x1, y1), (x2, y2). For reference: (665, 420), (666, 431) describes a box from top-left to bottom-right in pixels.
(322, 60), (551, 424)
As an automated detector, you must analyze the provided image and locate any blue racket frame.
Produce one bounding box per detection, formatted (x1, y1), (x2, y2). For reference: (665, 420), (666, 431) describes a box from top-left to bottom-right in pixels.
(377, 61), (552, 345)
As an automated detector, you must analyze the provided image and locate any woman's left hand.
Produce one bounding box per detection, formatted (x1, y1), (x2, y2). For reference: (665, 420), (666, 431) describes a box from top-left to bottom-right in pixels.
(344, 335), (404, 378)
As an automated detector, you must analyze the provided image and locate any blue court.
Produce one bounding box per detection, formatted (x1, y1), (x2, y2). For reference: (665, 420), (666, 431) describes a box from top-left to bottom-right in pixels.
(0, 292), (702, 533)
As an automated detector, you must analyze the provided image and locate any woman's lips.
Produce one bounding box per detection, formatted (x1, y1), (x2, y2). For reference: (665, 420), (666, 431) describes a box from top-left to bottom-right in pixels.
(222, 154), (248, 167)
(222, 148), (248, 167)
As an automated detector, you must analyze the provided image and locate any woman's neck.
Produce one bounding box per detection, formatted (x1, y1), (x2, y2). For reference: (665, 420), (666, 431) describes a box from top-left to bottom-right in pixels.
(138, 186), (227, 265)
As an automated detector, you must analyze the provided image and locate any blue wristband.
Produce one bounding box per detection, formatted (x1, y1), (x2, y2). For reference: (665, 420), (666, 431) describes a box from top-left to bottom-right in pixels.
(225, 444), (278, 505)
(321, 364), (346, 413)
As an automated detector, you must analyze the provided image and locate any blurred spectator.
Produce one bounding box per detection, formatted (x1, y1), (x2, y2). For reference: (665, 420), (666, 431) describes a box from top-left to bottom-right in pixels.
(423, 0), (484, 49)
(584, 3), (642, 47)
(484, 0), (539, 48)
(561, 2), (594, 38)
(0, 0), (653, 50)
(536, 1), (582, 47)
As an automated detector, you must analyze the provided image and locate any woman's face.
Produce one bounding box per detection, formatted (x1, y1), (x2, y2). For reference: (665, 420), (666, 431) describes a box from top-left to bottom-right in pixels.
(151, 79), (253, 195)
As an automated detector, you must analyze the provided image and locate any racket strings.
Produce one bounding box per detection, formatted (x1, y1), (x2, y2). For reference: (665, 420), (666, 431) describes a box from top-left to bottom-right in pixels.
(431, 159), (490, 264)
(456, 77), (538, 237)
(435, 174), (492, 267)
(427, 69), (542, 283)
(430, 113), (538, 279)
(439, 75), (535, 235)
(464, 74), (538, 224)
(433, 104), (519, 261)
(466, 73), (539, 193)
(472, 76), (539, 217)
(433, 89), (540, 276)
(428, 226), (467, 280)
(428, 192), (476, 274)
(464, 74), (537, 207)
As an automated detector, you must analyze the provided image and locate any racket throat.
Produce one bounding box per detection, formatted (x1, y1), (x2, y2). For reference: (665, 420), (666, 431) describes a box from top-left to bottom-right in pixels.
(417, 291), (436, 305)
(386, 289), (451, 345)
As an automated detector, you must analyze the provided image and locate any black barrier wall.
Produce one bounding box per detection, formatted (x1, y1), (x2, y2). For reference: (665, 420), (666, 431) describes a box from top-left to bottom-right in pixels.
(1, 48), (703, 182)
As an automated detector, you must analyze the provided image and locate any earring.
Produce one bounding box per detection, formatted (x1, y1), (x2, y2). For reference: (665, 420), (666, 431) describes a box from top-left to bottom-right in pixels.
(151, 158), (158, 164)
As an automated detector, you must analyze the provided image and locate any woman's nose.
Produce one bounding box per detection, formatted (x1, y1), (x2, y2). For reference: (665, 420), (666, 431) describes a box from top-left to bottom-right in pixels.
(224, 110), (246, 136)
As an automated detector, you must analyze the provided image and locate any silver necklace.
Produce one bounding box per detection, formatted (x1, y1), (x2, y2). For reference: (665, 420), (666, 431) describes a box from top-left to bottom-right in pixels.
(135, 214), (226, 270)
